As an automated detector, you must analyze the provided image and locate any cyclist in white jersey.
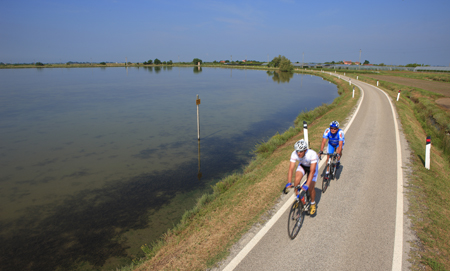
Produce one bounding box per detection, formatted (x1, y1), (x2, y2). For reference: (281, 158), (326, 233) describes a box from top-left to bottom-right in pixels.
(287, 139), (319, 215)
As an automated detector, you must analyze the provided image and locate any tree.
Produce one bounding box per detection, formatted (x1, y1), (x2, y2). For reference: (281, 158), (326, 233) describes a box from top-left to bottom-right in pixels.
(269, 55), (293, 72)
(193, 58), (202, 65)
(154, 58), (162, 65)
(167, 60), (173, 65)
(363, 60), (370, 65)
(405, 63), (421, 67)
(279, 58), (293, 72)
(144, 59), (152, 65)
(99, 62), (106, 65)
(35, 62), (44, 66)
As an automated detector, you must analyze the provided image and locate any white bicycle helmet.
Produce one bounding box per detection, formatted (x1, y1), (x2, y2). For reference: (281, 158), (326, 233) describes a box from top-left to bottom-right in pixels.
(294, 139), (308, 152)
(330, 121), (339, 128)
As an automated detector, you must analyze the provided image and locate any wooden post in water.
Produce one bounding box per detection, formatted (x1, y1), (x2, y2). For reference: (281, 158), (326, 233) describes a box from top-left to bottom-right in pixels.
(196, 95), (201, 140)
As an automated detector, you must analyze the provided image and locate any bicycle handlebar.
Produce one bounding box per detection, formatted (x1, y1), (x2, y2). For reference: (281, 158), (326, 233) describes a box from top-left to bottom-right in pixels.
(321, 152), (339, 156)
(283, 183), (306, 194)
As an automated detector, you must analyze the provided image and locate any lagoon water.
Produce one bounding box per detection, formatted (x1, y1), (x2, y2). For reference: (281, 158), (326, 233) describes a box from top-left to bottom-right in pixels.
(0, 66), (337, 270)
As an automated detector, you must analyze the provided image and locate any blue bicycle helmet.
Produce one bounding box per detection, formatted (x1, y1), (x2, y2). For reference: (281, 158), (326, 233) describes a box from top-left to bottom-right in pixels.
(330, 121), (339, 128)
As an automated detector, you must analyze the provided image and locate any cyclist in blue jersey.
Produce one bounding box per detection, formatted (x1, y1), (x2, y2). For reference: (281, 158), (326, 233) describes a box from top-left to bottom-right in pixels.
(287, 139), (319, 215)
(319, 121), (345, 174)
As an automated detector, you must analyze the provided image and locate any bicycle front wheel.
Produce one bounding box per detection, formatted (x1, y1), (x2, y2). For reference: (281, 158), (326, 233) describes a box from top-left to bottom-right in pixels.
(287, 200), (305, 239)
(322, 173), (329, 193)
(331, 163), (336, 179)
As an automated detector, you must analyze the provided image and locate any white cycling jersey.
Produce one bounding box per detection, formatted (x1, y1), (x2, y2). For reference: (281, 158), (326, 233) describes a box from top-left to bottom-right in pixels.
(290, 149), (319, 182)
(290, 149), (318, 167)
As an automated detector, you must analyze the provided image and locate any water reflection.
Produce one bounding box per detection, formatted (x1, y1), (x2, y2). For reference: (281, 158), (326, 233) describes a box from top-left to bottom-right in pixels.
(154, 66), (161, 73)
(193, 66), (202, 73)
(198, 140), (202, 180)
(267, 71), (294, 83)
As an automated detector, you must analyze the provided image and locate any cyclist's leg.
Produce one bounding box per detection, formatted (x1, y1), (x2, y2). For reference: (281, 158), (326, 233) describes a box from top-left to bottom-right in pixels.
(307, 164), (319, 215)
(306, 163), (318, 203)
(337, 144), (344, 166)
(294, 164), (305, 196)
(326, 144), (336, 173)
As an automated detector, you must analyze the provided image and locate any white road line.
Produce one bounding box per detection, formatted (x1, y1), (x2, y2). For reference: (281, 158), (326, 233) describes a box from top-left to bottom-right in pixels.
(222, 79), (365, 271)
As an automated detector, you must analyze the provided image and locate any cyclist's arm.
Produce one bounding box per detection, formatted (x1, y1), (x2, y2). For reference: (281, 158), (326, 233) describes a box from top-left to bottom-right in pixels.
(336, 140), (343, 155)
(319, 138), (327, 153)
(287, 161), (296, 184)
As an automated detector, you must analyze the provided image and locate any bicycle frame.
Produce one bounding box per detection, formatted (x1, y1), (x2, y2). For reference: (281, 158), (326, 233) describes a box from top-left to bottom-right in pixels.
(324, 152), (338, 178)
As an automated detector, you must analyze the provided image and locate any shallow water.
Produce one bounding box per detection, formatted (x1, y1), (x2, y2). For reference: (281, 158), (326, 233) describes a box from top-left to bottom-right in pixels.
(0, 67), (337, 270)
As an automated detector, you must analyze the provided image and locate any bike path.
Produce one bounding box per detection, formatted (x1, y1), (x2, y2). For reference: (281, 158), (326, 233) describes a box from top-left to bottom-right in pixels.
(217, 76), (411, 270)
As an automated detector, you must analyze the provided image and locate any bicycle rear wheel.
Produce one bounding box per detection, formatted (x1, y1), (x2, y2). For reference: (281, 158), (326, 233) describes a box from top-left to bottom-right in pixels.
(287, 200), (305, 239)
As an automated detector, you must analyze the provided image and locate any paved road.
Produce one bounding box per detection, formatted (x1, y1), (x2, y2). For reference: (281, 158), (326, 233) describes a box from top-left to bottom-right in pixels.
(217, 76), (412, 271)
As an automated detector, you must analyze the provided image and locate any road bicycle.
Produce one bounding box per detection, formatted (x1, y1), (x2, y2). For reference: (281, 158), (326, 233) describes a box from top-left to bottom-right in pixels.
(283, 183), (311, 239)
(321, 152), (339, 193)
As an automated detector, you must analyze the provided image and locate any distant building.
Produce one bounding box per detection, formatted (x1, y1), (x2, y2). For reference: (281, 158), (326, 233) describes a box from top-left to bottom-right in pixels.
(220, 61), (225, 63)
(343, 60), (353, 65)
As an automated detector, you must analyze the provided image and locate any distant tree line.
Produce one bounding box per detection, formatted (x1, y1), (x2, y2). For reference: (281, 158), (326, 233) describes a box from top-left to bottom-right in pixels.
(143, 59), (173, 65)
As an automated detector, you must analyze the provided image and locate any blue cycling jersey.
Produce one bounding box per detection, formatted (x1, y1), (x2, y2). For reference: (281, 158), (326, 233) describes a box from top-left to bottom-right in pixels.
(323, 128), (345, 147)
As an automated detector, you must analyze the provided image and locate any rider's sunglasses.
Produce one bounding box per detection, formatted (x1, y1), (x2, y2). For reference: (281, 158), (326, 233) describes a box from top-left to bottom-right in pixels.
(330, 127), (338, 130)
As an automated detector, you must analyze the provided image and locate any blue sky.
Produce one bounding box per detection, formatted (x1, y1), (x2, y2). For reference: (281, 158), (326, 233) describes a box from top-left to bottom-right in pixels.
(1, 0), (449, 65)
